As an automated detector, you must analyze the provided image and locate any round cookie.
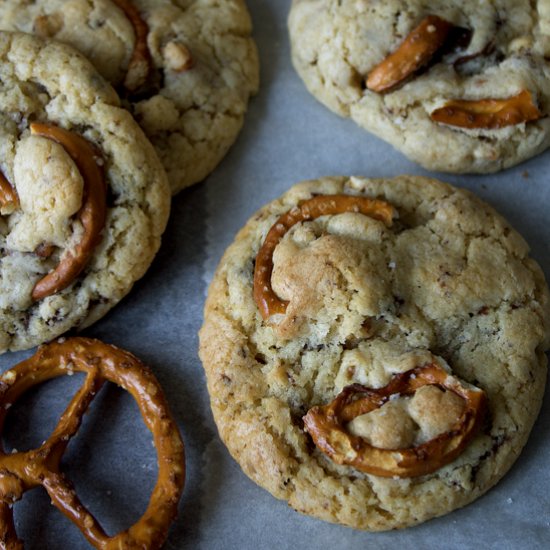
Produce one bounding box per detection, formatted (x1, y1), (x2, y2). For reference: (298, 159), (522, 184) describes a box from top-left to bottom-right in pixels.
(0, 31), (170, 353)
(0, 0), (259, 194)
(289, 1), (550, 173)
(199, 175), (550, 530)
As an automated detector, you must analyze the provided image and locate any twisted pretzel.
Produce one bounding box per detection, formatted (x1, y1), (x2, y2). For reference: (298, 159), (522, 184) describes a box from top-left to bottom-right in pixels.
(0, 338), (185, 549)
(253, 194), (396, 319)
(303, 363), (487, 478)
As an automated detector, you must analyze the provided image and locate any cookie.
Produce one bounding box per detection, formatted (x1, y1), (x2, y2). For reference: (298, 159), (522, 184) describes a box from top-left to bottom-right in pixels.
(288, 1), (550, 173)
(199, 175), (550, 530)
(0, 0), (260, 194)
(0, 31), (170, 353)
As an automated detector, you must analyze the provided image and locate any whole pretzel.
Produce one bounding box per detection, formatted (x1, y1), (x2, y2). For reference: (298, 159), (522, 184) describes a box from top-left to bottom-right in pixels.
(303, 363), (487, 478)
(29, 123), (107, 301)
(0, 337), (185, 549)
(253, 194), (396, 319)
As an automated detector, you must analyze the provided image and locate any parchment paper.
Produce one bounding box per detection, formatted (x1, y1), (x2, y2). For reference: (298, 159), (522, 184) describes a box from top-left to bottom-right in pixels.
(1, 1), (549, 548)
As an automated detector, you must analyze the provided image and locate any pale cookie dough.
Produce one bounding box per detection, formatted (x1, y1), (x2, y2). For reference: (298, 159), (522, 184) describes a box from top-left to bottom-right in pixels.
(289, 1), (550, 173)
(199, 175), (550, 530)
(0, 0), (259, 193)
(0, 31), (170, 352)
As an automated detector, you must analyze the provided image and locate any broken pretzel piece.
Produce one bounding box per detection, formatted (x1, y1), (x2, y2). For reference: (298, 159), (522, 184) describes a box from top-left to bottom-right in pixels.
(29, 123), (107, 301)
(367, 15), (453, 93)
(0, 171), (18, 214)
(112, 0), (153, 92)
(303, 362), (487, 478)
(253, 194), (396, 320)
(430, 89), (542, 129)
(0, 337), (185, 550)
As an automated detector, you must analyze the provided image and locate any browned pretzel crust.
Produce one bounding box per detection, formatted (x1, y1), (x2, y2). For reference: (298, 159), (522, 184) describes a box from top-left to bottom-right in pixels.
(112, 0), (153, 91)
(253, 195), (396, 319)
(430, 89), (542, 129)
(0, 337), (185, 549)
(29, 123), (107, 301)
(0, 171), (18, 213)
(303, 363), (487, 478)
(367, 15), (453, 93)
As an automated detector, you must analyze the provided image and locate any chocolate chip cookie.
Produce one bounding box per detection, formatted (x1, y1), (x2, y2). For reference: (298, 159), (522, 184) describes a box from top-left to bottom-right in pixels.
(0, 0), (260, 193)
(199, 175), (550, 529)
(0, 31), (170, 352)
(289, 1), (550, 173)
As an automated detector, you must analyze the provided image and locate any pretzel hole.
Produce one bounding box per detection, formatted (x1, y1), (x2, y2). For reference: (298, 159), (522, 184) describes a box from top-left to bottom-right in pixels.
(4, 380), (157, 544)
(63, 383), (157, 536)
(13, 488), (62, 547)
(2, 373), (85, 453)
(4, 373), (88, 546)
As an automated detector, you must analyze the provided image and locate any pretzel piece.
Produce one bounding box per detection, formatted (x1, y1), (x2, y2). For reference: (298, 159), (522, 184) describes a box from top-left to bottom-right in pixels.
(430, 89), (542, 129)
(253, 195), (396, 319)
(0, 337), (185, 549)
(367, 15), (453, 93)
(0, 171), (18, 214)
(29, 123), (107, 301)
(112, 0), (153, 92)
(303, 363), (487, 478)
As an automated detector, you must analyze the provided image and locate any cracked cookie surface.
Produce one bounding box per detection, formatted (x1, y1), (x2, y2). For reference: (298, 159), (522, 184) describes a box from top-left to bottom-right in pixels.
(0, 0), (259, 194)
(199, 175), (550, 530)
(289, 0), (550, 173)
(0, 31), (170, 352)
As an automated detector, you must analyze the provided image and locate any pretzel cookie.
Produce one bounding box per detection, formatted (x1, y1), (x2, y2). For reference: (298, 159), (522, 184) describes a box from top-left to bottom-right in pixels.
(199, 175), (550, 530)
(289, 1), (550, 173)
(0, 31), (170, 352)
(0, 0), (259, 194)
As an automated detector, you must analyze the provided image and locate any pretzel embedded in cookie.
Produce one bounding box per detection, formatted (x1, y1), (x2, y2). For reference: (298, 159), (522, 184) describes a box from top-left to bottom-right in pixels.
(367, 15), (453, 93)
(430, 89), (542, 129)
(0, 337), (185, 549)
(29, 123), (107, 301)
(112, 0), (153, 91)
(0, 171), (18, 214)
(303, 362), (487, 478)
(253, 195), (396, 319)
